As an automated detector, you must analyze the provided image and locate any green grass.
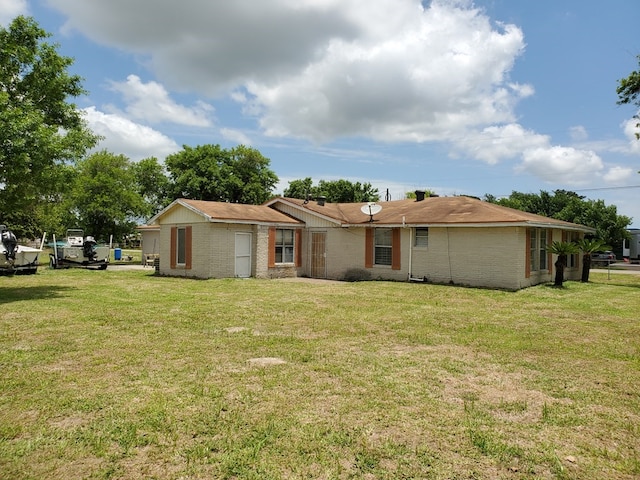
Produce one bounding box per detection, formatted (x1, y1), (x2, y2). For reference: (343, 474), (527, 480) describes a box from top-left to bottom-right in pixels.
(1, 269), (639, 479)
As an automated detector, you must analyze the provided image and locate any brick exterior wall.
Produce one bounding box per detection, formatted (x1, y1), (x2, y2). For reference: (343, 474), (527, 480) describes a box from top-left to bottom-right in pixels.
(155, 201), (584, 289)
(300, 225), (582, 290)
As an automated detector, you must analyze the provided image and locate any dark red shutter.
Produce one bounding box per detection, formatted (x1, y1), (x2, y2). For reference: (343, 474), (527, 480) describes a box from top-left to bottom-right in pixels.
(547, 229), (553, 274)
(295, 229), (302, 267)
(365, 229), (373, 268)
(391, 228), (401, 270)
(268, 227), (276, 267)
(525, 229), (531, 278)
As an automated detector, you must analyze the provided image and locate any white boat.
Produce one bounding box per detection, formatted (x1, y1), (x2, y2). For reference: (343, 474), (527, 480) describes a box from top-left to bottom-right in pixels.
(0, 225), (42, 275)
(49, 229), (109, 270)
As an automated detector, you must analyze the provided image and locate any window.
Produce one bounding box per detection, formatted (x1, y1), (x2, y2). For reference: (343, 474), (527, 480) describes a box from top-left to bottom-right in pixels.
(375, 228), (393, 266)
(275, 229), (294, 263)
(567, 231), (579, 268)
(177, 227), (186, 265)
(539, 229), (547, 270)
(365, 228), (401, 270)
(415, 228), (429, 247)
(170, 225), (191, 270)
(529, 228), (548, 272)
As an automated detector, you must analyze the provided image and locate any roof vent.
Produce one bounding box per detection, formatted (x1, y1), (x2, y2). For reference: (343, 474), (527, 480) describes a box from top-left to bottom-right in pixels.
(316, 196), (326, 206)
(415, 190), (426, 202)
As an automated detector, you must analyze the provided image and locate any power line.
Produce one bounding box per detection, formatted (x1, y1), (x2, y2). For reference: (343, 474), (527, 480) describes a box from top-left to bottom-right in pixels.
(572, 185), (640, 192)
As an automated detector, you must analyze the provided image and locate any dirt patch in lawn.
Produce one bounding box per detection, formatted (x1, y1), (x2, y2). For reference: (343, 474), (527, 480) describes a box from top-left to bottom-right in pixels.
(247, 357), (287, 366)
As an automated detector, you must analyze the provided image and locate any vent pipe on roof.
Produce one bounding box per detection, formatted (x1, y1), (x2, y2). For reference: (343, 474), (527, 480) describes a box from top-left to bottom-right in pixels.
(316, 196), (326, 206)
(415, 190), (426, 202)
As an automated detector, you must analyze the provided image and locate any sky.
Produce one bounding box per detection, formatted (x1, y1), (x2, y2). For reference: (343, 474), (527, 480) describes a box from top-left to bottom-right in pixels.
(2, 0), (640, 227)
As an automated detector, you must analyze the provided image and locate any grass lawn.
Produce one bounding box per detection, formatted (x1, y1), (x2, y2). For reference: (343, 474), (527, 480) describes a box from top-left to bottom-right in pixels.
(0, 269), (638, 479)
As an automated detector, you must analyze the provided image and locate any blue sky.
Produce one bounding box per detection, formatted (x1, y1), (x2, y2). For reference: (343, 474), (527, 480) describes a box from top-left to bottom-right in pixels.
(3, 0), (639, 226)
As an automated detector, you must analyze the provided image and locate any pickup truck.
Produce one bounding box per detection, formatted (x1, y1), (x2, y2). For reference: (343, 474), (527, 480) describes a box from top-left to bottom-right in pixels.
(591, 251), (616, 265)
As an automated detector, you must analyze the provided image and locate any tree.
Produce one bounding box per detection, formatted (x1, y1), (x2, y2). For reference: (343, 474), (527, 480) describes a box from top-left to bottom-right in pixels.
(617, 54), (640, 140)
(283, 178), (380, 203)
(575, 238), (609, 283)
(132, 157), (171, 216)
(485, 190), (631, 253)
(549, 241), (579, 287)
(557, 199), (631, 255)
(283, 177), (314, 199)
(66, 151), (149, 242)
(165, 144), (278, 204)
(0, 16), (98, 237)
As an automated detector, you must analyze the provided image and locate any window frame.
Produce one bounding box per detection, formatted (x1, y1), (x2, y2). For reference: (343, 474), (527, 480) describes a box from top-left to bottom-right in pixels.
(529, 228), (548, 272)
(414, 227), (429, 247)
(567, 231), (580, 268)
(374, 228), (393, 266)
(275, 228), (295, 264)
(176, 227), (187, 266)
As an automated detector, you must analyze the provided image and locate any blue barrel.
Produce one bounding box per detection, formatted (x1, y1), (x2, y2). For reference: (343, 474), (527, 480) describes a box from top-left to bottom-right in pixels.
(114, 248), (122, 260)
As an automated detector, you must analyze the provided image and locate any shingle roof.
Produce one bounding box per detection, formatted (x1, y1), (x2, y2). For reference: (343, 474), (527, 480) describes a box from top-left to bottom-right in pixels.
(270, 196), (593, 231)
(156, 199), (301, 225)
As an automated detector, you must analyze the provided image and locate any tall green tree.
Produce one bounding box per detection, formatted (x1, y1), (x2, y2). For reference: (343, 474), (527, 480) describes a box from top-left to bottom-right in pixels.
(132, 157), (171, 216)
(165, 144), (278, 204)
(485, 190), (631, 252)
(283, 178), (380, 203)
(617, 54), (640, 141)
(283, 178), (314, 199)
(0, 16), (98, 237)
(66, 151), (149, 242)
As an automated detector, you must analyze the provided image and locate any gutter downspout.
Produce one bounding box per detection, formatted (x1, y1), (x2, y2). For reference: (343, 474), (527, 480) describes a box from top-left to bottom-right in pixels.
(406, 217), (413, 281)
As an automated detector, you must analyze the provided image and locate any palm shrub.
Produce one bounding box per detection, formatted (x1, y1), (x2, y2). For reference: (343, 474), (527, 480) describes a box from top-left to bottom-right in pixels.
(575, 238), (609, 283)
(549, 241), (580, 287)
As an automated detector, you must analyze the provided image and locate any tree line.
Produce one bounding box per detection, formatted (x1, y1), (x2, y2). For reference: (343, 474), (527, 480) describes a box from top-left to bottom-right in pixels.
(1, 16), (637, 248)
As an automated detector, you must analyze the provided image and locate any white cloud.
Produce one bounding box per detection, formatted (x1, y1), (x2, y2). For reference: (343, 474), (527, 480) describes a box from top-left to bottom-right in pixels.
(622, 115), (640, 154)
(518, 146), (604, 185)
(453, 124), (549, 165)
(603, 166), (635, 184)
(82, 107), (180, 161)
(569, 125), (588, 142)
(109, 75), (214, 127)
(220, 128), (252, 146)
(48, 0), (529, 144)
(0, 0), (28, 25)
(246, 2), (529, 142)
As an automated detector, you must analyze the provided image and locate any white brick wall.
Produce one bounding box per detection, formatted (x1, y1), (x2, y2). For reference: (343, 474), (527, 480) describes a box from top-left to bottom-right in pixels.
(302, 225), (580, 290)
(157, 211), (583, 289)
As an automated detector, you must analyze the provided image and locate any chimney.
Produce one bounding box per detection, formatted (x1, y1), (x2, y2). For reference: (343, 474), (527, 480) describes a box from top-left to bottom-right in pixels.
(415, 190), (425, 202)
(316, 196), (326, 206)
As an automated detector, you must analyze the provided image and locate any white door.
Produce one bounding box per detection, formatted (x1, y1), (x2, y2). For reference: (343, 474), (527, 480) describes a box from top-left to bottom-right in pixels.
(235, 233), (252, 277)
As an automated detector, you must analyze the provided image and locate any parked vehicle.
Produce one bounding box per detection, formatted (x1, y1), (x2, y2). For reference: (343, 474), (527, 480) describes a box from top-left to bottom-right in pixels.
(0, 224), (42, 275)
(591, 250), (616, 266)
(622, 229), (640, 264)
(49, 229), (109, 270)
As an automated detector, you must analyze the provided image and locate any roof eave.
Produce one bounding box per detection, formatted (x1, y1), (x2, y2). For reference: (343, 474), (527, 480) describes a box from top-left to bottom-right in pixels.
(147, 199), (211, 224)
(206, 218), (302, 227)
(341, 221), (595, 232)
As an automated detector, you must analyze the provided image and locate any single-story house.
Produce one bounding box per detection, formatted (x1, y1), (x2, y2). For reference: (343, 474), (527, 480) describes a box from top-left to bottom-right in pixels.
(145, 194), (594, 290)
